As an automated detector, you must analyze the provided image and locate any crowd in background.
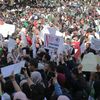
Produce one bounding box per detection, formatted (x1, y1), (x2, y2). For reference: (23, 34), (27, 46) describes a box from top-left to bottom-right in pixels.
(0, 0), (100, 100)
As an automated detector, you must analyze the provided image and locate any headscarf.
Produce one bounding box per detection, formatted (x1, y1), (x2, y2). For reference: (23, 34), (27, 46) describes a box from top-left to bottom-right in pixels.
(2, 93), (11, 100)
(20, 80), (27, 87)
(31, 71), (43, 85)
(57, 95), (70, 100)
(57, 73), (66, 86)
(14, 91), (28, 100)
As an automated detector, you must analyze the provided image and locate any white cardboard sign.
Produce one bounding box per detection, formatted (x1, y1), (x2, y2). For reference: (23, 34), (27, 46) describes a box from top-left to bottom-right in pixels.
(1, 61), (25, 78)
(0, 23), (15, 37)
(91, 38), (100, 51)
(44, 34), (64, 51)
(81, 53), (97, 72)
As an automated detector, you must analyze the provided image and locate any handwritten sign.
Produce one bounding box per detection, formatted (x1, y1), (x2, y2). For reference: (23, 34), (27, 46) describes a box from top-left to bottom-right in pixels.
(81, 53), (97, 72)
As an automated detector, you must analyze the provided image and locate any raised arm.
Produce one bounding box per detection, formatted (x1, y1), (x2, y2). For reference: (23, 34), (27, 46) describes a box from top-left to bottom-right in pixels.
(10, 72), (21, 92)
(24, 69), (34, 87)
(53, 73), (63, 96)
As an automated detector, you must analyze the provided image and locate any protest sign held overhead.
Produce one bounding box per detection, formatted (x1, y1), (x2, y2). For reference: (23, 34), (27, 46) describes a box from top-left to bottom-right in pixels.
(8, 38), (16, 53)
(1, 61), (25, 78)
(91, 38), (100, 51)
(44, 34), (64, 51)
(81, 53), (97, 72)
(0, 23), (15, 37)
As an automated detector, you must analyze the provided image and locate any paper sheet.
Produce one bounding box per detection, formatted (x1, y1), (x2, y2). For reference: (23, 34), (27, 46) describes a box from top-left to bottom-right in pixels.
(81, 53), (97, 72)
(1, 61), (25, 78)
(8, 38), (16, 52)
(0, 23), (15, 37)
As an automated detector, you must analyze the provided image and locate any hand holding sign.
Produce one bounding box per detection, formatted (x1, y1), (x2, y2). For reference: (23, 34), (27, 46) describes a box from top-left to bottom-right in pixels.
(9, 71), (15, 81)
(78, 64), (83, 74)
(0, 74), (3, 82)
(96, 64), (100, 72)
(1, 61), (25, 78)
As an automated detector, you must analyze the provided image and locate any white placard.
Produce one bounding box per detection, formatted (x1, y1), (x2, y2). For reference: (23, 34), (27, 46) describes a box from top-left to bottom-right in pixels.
(1, 61), (25, 78)
(32, 35), (36, 58)
(91, 38), (100, 51)
(96, 55), (100, 65)
(40, 26), (63, 41)
(0, 23), (15, 37)
(44, 34), (64, 51)
(8, 38), (16, 52)
(81, 53), (97, 72)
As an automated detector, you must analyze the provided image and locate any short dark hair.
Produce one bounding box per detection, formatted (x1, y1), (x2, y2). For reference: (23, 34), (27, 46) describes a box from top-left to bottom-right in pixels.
(29, 58), (38, 68)
(93, 29), (96, 32)
(3, 80), (15, 95)
(48, 61), (57, 72)
(44, 53), (51, 61)
(86, 28), (93, 33)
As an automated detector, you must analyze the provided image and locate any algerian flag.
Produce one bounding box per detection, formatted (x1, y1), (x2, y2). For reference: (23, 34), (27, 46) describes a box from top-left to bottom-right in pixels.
(23, 21), (29, 28)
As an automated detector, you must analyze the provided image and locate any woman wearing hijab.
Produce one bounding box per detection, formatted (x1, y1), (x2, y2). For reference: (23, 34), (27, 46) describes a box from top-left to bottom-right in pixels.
(57, 95), (70, 100)
(20, 80), (31, 99)
(14, 91), (28, 100)
(9, 72), (28, 100)
(24, 70), (45, 100)
(31, 71), (44, 85)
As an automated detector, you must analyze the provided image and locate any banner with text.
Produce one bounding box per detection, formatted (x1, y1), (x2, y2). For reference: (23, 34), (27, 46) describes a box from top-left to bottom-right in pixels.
(44, 34), (64, 51)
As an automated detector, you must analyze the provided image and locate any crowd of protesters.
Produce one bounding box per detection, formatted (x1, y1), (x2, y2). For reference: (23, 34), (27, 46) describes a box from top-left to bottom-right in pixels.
(0, 0), (100, 100)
